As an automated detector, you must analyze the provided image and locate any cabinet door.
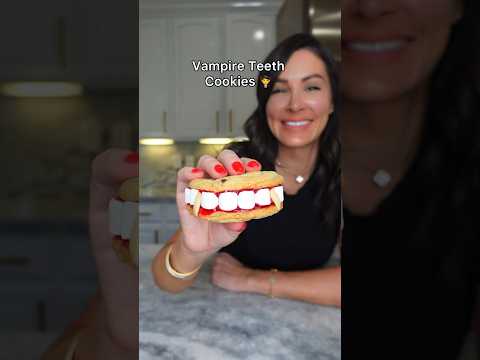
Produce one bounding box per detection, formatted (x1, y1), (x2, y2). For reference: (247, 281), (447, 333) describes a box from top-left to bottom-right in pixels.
(140, 19), (171, 137)
(172, 18), (223, 140)
(73, 0), (138, 88)
(225, 14), (276, 137)
(0, 0), (73, 82)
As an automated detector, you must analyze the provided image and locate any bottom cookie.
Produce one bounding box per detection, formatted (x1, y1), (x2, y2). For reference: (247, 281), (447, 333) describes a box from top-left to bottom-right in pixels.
(186, 203), (282, 223)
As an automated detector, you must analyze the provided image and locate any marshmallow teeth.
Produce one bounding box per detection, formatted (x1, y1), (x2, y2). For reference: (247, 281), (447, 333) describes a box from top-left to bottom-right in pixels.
(185, 186), (283, 213)
(193, 191), (202, 216)
(109, 199), (138, 239)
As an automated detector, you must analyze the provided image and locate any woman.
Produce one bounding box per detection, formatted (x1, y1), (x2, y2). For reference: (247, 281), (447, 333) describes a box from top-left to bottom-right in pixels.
(341, 0), (479, 358)
(152, 34), (342, 307)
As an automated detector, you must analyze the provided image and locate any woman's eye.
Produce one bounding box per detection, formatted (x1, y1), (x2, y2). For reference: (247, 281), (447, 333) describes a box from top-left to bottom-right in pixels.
(306, 85), (321, 92)
(271, 88), (288, 94)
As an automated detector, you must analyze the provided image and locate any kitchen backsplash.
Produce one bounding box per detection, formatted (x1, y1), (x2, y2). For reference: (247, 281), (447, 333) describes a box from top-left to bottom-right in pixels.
(1, 94), (138, 221)
(140, 143), (227, 198)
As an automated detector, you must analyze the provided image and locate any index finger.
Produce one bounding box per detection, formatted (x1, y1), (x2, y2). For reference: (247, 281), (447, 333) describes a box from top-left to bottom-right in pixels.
(90, 149), (139, 213)
(240, 157), (262, 173)
(176, 166), (205, 204)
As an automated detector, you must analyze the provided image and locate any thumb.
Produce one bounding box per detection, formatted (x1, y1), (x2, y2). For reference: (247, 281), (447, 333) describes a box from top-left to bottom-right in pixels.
(225, 222), (248, 233)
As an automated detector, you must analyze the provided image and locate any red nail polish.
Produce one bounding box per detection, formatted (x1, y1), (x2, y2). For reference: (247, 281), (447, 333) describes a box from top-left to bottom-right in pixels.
(214, 164), (227, 174)
(247, 160), (259, 168)
(124, 152), (139, 164)
(191, 167), (203, 174)
(232, 161), (245, 173)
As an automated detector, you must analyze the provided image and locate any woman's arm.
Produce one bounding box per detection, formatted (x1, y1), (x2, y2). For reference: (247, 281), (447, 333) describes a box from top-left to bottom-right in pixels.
(212, 253), (341, 307)
(41, 294), (99, 360)
(151, 228), (213, 293)
(250, 266), (341, 307)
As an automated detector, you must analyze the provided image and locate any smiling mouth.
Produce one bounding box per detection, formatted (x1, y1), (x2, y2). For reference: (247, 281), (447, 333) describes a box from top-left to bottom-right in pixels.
(344, 39), (412, 53)
(282, 120), (311, 127)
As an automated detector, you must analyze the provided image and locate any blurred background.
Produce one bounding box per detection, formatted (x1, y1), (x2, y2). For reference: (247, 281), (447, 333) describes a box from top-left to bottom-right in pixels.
(0, 1), (137, 358)
(139, 0), (340, 245)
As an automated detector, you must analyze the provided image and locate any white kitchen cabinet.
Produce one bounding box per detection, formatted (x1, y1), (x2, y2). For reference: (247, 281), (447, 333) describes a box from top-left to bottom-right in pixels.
(225, 14), (276, 136)
(140, 18), (171, 138)
(172, 17), (224, 140)
(0, 0), (74, 82)
(0, 0), (137, 88)
(139, 0), (282, 141)
(73, 0), (138, 88)
(1, 231), (97, 332)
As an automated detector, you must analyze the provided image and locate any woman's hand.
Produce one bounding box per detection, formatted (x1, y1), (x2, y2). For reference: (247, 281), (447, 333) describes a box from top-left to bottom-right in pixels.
(77, 149), (139, 359)
(152, 149), (262, 294)
(211, 252), (259, 293)
(176, 149), (262, 256)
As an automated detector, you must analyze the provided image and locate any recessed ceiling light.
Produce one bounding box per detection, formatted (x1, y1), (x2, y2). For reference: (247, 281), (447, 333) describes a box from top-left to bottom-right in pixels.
(0, 81), (83, 98)
(139, 138), (175, 146)
(198, 138), (233, 145)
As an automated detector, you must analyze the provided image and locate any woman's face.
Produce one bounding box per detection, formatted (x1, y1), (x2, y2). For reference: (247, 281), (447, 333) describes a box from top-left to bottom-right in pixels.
(341, 0), (463, 102)
(266, 49), (334, 149)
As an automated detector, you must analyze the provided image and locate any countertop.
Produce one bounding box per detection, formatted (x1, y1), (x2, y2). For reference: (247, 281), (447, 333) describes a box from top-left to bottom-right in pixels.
(140, 244), (341, 360)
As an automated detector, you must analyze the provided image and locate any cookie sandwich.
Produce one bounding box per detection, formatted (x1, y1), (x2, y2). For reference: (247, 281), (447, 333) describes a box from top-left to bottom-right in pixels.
(185, 171), (284, 223)
(108, 177), (139, 267)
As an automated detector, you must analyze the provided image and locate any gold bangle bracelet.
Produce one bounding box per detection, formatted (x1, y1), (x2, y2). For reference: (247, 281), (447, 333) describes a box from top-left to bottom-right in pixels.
(269, 268), (278, 298)
(64, 331), (82, 360)
(165, 243), (201, 280)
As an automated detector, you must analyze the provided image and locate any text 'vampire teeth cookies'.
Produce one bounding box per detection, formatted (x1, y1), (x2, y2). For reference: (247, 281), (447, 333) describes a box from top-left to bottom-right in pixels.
(185, 171), (284, 223)
(108, 177), (139, 267)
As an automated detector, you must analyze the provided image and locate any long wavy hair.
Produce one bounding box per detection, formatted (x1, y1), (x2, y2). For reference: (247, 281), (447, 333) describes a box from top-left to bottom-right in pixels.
(400, 0), (480, 265)
(229, 33), (341, 232)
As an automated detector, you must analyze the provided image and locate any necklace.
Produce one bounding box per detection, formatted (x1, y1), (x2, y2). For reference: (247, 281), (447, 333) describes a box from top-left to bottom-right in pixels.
(275, 146), (316, 184)
(372, 169), (392, 188)
(275, 160), (306, 184)
(343, 112), (416, 189)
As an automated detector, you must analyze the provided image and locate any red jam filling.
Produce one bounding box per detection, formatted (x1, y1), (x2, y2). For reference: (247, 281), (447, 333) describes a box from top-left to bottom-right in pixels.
(113, 235), (130, 248)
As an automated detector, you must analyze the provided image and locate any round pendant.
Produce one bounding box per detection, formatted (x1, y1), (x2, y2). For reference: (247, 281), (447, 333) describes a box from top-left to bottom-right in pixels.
(372, 169), (391, 188)
(295, 175), (304, 184)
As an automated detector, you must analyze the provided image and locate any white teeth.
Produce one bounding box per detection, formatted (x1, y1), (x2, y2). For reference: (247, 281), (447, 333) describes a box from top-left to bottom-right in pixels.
(273, 186), (284, 202)
(254, 188), (271, 206)
(285, 121), (309, 127)
(219, 192), (238, 211)
(109, 199), (123, 235)
(200, 191), (219, 210)
(238, 191), (255, 210)
(109, 199), (138, 239)
(185, 186), (284, 212)
(189, 188), (199, 205)
(348, 40), (406, 52)
(122, 202), (138, 239)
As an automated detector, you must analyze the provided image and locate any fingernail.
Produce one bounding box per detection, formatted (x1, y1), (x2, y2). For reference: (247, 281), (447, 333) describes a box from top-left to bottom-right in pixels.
(247, 160), (260, 168)
(214, 164), (227, 174)
(124, 152), (139, 164)
(191, 167), (203, 174)
(232, 161), (245, 173)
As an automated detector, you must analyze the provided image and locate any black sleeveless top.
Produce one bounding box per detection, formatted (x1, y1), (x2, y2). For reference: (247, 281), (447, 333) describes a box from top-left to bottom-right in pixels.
(221, 173), (338, 271)
(341, 132), (480, 358)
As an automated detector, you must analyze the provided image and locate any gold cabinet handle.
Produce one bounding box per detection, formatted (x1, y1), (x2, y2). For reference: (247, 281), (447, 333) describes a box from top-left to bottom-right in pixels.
(162, 111), (167, 132)
(229, 110), (234, 133)
(215, 111), (220, 133)
(56, 16), (67, 68)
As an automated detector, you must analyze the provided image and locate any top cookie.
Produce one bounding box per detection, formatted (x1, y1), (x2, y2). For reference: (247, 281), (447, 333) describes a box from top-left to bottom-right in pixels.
(118, 177), (139, 202)
(189, 171), (283, 192)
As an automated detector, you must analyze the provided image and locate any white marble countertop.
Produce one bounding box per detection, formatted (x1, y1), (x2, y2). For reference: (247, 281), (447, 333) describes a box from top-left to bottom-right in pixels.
(140, 244), (341, 360)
